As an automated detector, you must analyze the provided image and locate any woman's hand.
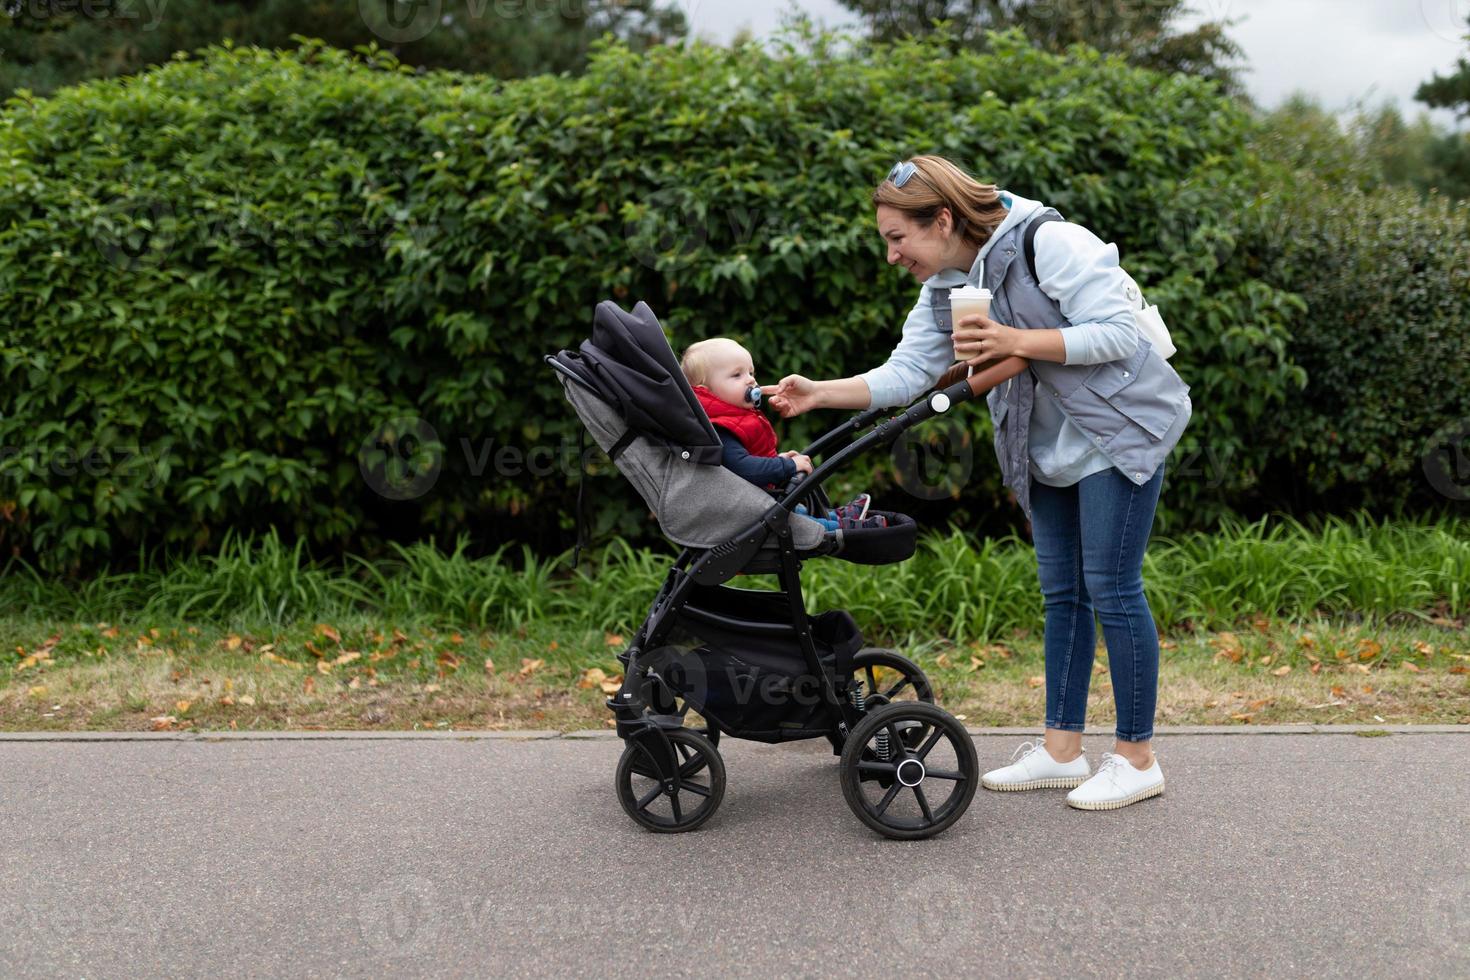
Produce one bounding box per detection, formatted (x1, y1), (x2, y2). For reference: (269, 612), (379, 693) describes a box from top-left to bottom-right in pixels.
(779, 450), (813, 474)
(762, 375), (820, 418)
(953, 314), (1025, 365)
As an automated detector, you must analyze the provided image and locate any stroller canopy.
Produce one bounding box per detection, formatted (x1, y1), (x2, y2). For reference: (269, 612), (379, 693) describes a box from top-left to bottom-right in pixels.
(551, 301), (723, 465)
(548, 300), (827, 553)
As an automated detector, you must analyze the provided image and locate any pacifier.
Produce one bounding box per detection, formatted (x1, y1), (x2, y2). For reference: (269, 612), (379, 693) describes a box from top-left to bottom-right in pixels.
(745, 385), (762, 407)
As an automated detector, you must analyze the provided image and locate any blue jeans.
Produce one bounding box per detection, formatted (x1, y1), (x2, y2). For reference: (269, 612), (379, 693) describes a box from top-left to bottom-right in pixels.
(1029, 461), (1165, 742)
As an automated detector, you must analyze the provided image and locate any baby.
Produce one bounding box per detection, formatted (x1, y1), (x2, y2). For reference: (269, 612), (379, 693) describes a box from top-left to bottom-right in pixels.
(680, 337), (885, 530)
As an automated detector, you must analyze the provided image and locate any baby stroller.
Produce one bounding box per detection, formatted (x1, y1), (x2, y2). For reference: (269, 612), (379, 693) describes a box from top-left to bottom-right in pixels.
(548, 301), (1019, 839)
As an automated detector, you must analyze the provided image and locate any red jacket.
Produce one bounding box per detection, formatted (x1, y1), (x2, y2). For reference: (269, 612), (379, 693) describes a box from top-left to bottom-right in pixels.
(693, 386), (777, 457)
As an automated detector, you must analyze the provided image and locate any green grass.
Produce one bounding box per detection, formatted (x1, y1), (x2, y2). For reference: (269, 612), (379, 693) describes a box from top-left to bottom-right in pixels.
(2, 513), (1468, 733)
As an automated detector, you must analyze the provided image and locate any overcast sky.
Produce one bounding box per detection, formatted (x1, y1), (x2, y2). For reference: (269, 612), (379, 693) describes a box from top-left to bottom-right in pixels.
(673, 0), (1469, 130)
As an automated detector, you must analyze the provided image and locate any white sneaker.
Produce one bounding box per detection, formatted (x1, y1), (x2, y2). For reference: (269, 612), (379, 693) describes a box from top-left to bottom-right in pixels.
(981, 740), (1091, 791)
(1065, 752), (1165, 810)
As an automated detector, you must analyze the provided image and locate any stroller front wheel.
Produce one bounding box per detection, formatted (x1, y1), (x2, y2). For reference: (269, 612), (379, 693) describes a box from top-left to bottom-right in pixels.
(616, 728), (726, 833)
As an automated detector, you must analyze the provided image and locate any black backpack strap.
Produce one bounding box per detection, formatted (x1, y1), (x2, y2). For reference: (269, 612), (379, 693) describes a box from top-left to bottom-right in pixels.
(1023, 211), (1064, 283)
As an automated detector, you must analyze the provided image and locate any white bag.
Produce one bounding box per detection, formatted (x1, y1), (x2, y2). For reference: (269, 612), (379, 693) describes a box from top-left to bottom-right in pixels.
(1120, 272), (1175, 360)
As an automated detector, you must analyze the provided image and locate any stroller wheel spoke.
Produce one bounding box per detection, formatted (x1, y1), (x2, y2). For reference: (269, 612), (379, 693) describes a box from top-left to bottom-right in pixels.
(874, 781), (903, 817)
(635, 784), (664, 812)
(925, 769), (966, 782)
(679, 781), (712, 798)
(856, 760), (897, 774)
(865, 665), (880, 696)
(916, 727), (945, 760)
(912, 785), (934, 824)
(678, 756), (709, 779)
(882, 676), (911, 700)
(669, 790), (683, 822)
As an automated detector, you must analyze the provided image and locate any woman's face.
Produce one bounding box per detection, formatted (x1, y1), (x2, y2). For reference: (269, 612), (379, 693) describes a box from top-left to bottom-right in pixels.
(876, 204), (959, 282)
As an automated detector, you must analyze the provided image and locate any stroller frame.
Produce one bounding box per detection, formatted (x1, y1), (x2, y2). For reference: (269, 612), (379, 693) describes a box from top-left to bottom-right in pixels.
(549, 307), (1025, 838)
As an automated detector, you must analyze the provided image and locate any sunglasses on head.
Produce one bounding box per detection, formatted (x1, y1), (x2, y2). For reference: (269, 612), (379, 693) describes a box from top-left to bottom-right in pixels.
(887, 160), (919, 187)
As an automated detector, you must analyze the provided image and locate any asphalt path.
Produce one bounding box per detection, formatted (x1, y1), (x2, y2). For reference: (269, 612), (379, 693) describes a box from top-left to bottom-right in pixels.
(2, 730), (1467, 978)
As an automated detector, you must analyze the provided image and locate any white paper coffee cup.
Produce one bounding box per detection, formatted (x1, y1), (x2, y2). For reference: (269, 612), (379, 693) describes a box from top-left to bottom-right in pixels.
(950, 286), (992, 361)
(950, 285), (992, 326)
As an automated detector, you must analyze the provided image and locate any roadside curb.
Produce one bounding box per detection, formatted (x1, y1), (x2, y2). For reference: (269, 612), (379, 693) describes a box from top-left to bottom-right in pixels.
(0, 724), (1464, 742)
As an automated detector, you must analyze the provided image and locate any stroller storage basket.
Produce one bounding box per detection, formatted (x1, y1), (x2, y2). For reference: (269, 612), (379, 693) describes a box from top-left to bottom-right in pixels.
(646, 584), (863, 743)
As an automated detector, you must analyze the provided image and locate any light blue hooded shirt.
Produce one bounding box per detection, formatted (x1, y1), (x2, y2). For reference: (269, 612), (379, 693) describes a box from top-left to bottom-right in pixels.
(860, 191), (1141, 487)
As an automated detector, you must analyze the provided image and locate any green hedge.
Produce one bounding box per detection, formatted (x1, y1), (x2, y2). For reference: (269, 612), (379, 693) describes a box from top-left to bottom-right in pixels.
(0, 29), (1453, 571)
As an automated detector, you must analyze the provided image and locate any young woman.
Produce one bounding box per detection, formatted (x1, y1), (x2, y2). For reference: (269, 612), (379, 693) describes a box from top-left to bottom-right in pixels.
(763, 155), (1191, 810)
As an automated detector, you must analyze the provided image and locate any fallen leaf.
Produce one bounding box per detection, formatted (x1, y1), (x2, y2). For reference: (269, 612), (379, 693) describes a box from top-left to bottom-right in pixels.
(303, 676), (315, 694)
(1271, 665), (1291, 676)
(1230, 713), (1255, 722)
(449, 633), (464, 645)
(316, 660), (331, 674)
(1357, 640), (1381, 662)
(150, 715), (176, 730)
(1330, 685), (1346, 696)
(1360, 686), (1373, 695)
(1203, 700), (1217, 708)
(1449, 666), (1470, 675)
(968, 656), (985, 671)
(1251, 617), (1270, 633)
(578, 667), (608, 689)
(238, 695), (256, 706)
(1260, 655), (1273, 666)
(27, 685), (47, 697)
(1248, 698), (1274, 710)
(1310, 662), (1322, 674)
(315, 624), (341, 644)
(935, 652), (953, 668)
(548, 641), (559, 652)
(1351, 663), (1371, 674)
(225, 634), (242, 651)
(483, 657), (496, 674)
(1401, 661), (1421, 672)
(332, 651), (362, 667)
(599, 674), (623, 695)
(102, 626), (119, 639)
(604, 632), (624, 647)
(1026, 675), (1044, 689)
(348, 676), (361, 690)
(424, 683), (441, 693)
(1297, 634), (1316, 649)
(175, 700), (191, 713)
(1413, 641), (1435, 656)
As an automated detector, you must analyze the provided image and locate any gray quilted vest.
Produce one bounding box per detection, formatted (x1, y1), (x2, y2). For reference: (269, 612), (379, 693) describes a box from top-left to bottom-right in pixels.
(931, 208), (1192, 519)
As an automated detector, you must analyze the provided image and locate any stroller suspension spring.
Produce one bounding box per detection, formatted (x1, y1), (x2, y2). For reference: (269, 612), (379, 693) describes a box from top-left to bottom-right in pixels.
(851, 678), (891, 760)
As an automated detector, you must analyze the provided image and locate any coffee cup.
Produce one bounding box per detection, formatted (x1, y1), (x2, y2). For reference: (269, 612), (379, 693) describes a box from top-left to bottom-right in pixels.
(949, 285), (992, 360)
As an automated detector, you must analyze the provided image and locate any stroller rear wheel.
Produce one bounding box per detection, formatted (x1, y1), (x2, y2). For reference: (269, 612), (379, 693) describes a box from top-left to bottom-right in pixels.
(830, 649), (935, 754)
(616, 728), (726, 833)
(839, 702), (977, 840)
(851, 649), (934, 708)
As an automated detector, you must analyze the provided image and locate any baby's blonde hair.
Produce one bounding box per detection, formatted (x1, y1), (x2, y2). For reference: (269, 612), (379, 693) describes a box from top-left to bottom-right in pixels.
(680, 337), (748, 388)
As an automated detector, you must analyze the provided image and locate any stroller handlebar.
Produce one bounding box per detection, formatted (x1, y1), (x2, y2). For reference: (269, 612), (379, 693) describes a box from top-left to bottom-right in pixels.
(775, 356), (1029, 514)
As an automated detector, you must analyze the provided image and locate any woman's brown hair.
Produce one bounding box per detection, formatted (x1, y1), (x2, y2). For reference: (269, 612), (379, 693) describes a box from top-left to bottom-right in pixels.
(871, 155), (1008, 250)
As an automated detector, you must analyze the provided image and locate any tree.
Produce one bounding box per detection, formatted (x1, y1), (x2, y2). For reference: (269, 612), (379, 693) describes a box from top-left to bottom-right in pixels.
(0, 0), (687, 99)
(1413, 13), (1470, 200)
(835, 0), (1243, 92)
(1416, 15), (1470, 119)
